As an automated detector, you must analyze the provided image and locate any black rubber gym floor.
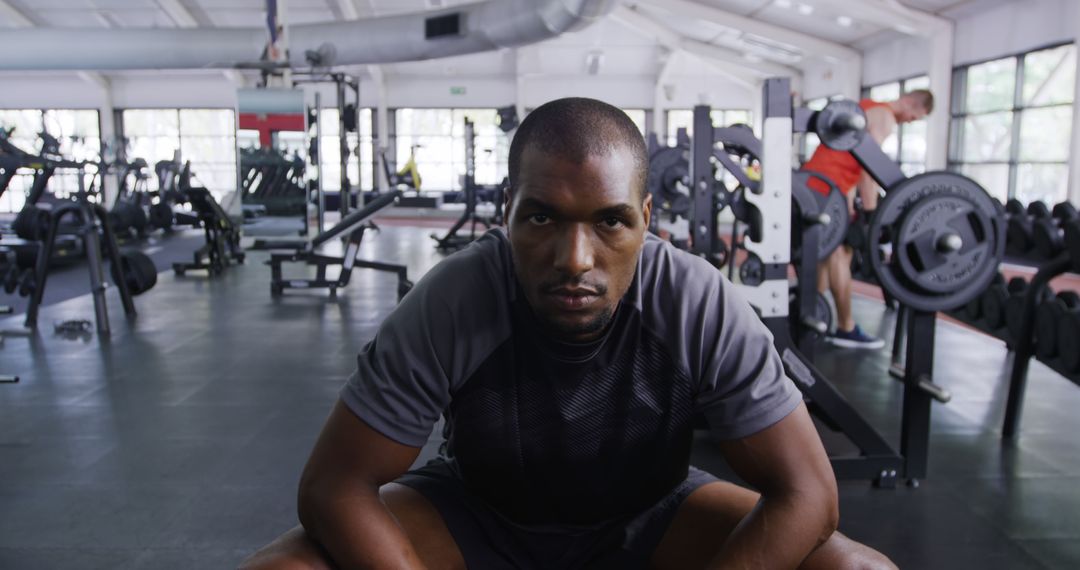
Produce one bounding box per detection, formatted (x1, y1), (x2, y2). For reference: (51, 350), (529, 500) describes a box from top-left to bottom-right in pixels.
(2, 224), (1079, 569)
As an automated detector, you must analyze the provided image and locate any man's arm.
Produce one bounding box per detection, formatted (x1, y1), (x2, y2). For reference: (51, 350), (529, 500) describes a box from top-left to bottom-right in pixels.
(710, 402), (839, 569)
(297, 399), (427, 569)
(855, 106), (898, 212)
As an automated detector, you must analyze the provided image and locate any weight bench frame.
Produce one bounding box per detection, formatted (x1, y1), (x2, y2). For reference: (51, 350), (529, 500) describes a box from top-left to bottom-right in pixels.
(173, 187), (245, 277)
(262, 191), (411, 299)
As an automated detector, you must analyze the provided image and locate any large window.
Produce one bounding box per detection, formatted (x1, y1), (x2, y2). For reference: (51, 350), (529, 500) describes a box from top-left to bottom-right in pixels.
(122, 109), (236, 195)
(950, 44), (1076, 204)
(863, 75), (931, 176)
(666, 109), (753, 146)
(394, 108), (510, 192)
(0, 109), (100, 213)
(317, 108), (373, 192)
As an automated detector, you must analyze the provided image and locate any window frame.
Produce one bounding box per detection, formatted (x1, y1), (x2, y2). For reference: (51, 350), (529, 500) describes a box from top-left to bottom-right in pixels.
(947, 41), (1076, 204)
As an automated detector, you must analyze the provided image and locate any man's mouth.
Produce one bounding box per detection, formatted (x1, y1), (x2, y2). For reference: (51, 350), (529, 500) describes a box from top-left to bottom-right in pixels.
(545, 287), (600, 311)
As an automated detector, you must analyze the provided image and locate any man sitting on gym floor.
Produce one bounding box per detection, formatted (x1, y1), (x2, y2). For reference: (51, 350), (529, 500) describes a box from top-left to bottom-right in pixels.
(802, 89), (934, 349)
(242, 98), (894, 569)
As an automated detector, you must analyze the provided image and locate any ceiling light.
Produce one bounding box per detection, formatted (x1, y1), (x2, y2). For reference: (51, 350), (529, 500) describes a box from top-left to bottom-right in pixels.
(797, 3), (814, 15)
(775, 0), (793, 8)
(837, 15), (853, 27)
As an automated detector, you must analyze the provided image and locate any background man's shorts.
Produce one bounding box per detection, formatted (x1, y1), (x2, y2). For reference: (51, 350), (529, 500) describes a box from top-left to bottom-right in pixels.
(396, 459), (720, 570)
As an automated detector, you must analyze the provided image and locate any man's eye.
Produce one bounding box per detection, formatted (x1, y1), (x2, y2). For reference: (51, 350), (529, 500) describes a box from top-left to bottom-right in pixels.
(529, 214), (551, 225)
(601, 217), (624, 229)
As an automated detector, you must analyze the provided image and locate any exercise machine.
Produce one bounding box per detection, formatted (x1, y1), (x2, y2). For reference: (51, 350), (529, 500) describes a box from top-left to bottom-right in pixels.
(686, 78), (1004, 486)
(258, 191), (412, 299)
(431, 118), (505, 252)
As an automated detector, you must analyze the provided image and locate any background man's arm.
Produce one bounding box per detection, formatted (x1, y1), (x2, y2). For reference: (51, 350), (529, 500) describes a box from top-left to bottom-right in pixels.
(709, 402), (839, 569)
(855, 106), (898, 213)
(297, 399), (427, 569)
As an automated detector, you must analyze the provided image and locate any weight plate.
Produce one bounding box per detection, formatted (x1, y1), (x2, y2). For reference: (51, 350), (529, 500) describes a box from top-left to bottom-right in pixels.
(790, 171), (848, 262)
(739, 253), (764, 287)
(868, 172), (1004, 312)
(814, 187), (848, 261)
(814, 100), (867, 152)
(646, 147), (690, 220)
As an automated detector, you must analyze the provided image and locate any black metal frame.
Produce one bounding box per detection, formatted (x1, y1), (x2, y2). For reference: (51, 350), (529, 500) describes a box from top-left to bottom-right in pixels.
(27, 198), (136, 334)
(263, 191), (411, 299)
(432, 118), (503, 252)
(173, 187), (246, 277)
(689, 78), (944, 486)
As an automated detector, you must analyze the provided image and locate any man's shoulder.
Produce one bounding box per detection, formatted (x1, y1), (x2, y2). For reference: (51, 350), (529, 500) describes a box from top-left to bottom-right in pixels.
(423, 228), (514, 298)
(638, 234), (725, 303)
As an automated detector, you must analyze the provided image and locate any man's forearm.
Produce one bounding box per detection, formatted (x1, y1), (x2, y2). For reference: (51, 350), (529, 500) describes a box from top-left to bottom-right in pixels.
(708, 493), (837, 569)
(299, 487), (427, 570)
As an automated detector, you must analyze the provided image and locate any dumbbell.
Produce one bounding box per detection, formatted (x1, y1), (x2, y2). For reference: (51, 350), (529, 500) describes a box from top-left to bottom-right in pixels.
(2, 265), (19, 295)
(1006, 200), (1051, 256)
(1035, 291), (1080, 361)
(1056, 295), (1080, 372)
(1031, 202), (1079, 259)
(979, 273), (1010, 330)
(17, 269), (35, 298)
(1005, 278), (1052, 346)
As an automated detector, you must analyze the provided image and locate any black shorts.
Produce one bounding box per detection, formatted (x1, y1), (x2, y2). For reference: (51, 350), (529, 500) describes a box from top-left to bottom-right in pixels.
(396, 459), (719, 570)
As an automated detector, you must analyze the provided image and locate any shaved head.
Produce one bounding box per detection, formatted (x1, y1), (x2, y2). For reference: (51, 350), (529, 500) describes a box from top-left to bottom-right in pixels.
(508, 97), (648, 200)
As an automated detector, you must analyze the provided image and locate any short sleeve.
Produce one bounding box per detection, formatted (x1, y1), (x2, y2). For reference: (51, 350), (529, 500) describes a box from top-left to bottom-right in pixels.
(339, 230), (515, 448)
(340, 283), (454, 447)
(694, 277), (803, 440)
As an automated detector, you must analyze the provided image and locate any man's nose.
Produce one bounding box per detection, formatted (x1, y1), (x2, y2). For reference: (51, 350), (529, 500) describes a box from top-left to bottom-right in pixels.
(553, 224), (594, 277)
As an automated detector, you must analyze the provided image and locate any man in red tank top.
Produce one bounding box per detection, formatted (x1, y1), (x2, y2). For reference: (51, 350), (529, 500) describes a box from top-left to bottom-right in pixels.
(802, 90), (934, 349)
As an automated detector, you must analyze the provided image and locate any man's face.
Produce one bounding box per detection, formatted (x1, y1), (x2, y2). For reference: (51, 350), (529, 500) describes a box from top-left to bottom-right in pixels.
(897, 97), (929, 123)
(505, 145), (651, 343)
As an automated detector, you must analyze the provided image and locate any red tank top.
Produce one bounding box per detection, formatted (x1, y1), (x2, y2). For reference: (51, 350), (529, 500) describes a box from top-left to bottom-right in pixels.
(803, 99), (890, 196)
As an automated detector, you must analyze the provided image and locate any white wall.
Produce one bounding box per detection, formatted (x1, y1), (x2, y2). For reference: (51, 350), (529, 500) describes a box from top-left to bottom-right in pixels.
(953, 0), (1077, 66)
(862, 0), (1077, 84)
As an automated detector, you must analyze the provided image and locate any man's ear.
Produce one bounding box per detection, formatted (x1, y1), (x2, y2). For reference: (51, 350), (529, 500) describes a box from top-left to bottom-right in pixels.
(641, 192), (652, 232)
(503, 187), (513, 227)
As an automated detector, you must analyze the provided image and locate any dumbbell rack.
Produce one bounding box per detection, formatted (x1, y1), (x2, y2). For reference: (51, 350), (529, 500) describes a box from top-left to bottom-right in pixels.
(1000, 253), (1079, 438)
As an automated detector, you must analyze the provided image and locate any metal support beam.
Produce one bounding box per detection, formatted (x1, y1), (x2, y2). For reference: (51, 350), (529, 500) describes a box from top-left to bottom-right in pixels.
(0, 0), (33, 27)
(1070, 13), (1080, 203)
(807, 0), (945, 36)
(156, 0), (200, 28)
(614, 6), (796, 79)
(368, 64), (390, 192)
(635, 0), (859, 63)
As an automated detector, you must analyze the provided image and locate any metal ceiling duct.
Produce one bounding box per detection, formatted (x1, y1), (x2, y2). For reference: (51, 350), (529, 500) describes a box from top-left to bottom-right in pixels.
(0, 0), (616, 71)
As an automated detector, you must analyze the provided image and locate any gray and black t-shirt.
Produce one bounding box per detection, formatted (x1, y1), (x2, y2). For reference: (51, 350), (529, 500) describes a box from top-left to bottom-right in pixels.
(342, 229), (800, 526)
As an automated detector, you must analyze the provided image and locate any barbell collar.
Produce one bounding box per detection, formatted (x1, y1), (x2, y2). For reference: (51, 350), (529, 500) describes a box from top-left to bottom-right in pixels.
(831, 113), (866, 133)
(936, 233), (963, 254)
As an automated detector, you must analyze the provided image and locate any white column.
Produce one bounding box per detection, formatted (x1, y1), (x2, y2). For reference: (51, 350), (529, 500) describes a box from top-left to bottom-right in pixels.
(925, 22), (954, 171)
(79, 72), (118, 206)
(1069, 19), (1080, 202)
(653, 50), (674, 141)
(368, 65), (390, 192)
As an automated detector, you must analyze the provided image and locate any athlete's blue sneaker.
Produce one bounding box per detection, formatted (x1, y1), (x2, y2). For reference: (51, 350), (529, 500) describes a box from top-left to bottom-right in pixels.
(827, 324), (885, 349)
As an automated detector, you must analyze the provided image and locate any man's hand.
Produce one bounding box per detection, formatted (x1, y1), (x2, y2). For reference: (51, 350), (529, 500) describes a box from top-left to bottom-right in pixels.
(709, 403), (839, 569)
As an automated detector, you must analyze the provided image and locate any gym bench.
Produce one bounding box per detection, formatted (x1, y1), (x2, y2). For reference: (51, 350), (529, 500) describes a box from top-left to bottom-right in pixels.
(258, 191), (413, 299)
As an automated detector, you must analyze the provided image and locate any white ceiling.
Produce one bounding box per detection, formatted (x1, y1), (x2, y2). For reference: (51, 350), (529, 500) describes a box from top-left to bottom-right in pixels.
(0, 0), (1021, 77)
